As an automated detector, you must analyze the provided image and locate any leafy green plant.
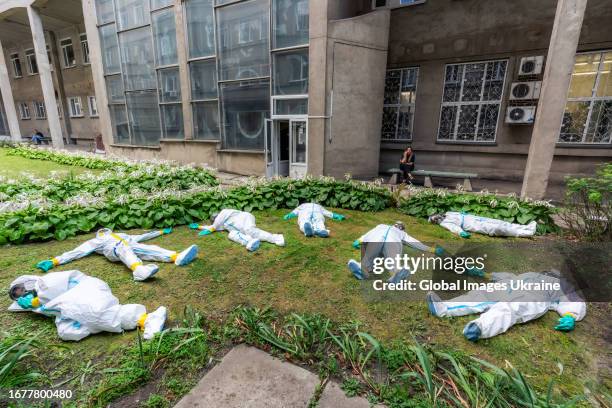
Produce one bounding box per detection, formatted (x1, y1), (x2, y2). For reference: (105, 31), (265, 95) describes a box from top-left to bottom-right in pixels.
(0, 332), (44, 388)
(560, 163), (611, 241)
(399, 188), (557, 234)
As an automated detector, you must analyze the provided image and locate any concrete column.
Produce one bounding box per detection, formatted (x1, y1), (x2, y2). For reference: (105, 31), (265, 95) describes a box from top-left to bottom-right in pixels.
(82, 0), (114, 148)
(48, 30), (73, 143)
(27, 5), (64, 149)
(521, 0), (588, 200)
(174, 0), (194, 140)
(0, 39), (22, 141)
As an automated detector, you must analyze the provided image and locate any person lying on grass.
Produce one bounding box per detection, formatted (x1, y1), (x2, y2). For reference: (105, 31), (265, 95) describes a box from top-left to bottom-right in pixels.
(283, 202), (345, 238)
(190, 209), (285, 252)
(8, 271), (166, 341)
(36, 228), (198, 282)
(429, 212), (537, 238)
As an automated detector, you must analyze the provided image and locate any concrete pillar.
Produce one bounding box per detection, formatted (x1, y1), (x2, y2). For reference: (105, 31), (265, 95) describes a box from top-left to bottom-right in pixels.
(521, 0), (587, 200)
(0, 39), (22, 141)
(27, 5), (64, 149)
(48, 30), (73, 143)
(82, 0), (114, 148)
(174, 0), (194, 140)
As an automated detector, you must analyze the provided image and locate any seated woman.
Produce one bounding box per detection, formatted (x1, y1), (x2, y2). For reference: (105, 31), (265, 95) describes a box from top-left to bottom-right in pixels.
(399, 146), (415, 183)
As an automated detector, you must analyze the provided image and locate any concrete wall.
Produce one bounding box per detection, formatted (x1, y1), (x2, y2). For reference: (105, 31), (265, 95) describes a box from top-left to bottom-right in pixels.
(320, 9), (390, 179)
(380, 0), (612, 199)
(3, 23), (98, 143)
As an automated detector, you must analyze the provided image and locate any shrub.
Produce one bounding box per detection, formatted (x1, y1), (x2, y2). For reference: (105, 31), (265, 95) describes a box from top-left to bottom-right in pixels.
(560, 163), (611, 242)
(399, 188), (557, 234)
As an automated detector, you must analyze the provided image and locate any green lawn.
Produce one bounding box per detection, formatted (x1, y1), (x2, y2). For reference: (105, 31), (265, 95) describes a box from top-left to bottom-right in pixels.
(0, 149), (101, 179)
(0, 157), (608, 407)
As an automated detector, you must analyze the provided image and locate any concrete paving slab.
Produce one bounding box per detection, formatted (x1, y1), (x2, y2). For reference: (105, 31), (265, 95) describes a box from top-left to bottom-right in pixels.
(318, 381), (384, 408)
(173, 344), (318, 408)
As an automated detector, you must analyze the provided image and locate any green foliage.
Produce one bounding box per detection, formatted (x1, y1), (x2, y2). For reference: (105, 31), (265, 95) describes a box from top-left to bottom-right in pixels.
(399, 189), (557, 234)
(0, 177), (391, 244)
(0, 331), (44, 388)
(561, 163), (611, 241)
(142, 394), (170, 408)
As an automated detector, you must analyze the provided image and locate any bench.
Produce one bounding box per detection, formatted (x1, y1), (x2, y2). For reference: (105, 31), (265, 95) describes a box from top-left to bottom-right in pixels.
(387, 168), (404, 185)
(412, 170), (478, 191)
(22, 136), (52, 145)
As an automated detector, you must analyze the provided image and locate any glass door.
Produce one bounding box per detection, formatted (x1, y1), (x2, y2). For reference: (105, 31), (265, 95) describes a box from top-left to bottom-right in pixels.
(265, 119), (274, 178)
(289, 119), (307, 178)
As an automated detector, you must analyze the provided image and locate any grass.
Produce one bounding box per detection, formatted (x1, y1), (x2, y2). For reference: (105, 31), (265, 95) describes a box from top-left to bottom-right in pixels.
(0, 149), (101, 179)
(0, 157), (608, 406)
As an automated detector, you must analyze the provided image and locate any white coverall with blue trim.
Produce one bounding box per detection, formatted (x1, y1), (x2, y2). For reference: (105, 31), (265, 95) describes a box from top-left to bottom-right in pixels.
(49, 228), (180, 281)
(288, 203), (334, 236)
(438, 212), (537, 237)
(431, 272), (586, 339)
(353, 224), (435, 279)
(8, 271), (150, 341)
(206, 209), (285, 249)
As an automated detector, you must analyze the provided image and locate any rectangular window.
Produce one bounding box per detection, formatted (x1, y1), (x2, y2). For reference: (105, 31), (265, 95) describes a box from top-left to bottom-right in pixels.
(217, 0), (269, 81)
(100, 24), (121, 74)
(126, 91), (161, 146)
(81, 34), (90, 64)
(274, 98), (307, 115)
(186, 0), (215, 59)
(10, 54), (22, 78)
(115, 0), (150, 31)
(46, 45), (54, 71)
(152, 0), (174, 9)
(152, 8), (178, 67)
(68, 97), (84, 117)
(25, 49), (38, 75)
(273, 0), (309, 49)
(193, 101), (220, 140)
(158, 67), (181, 103)
(437, 60), (507, 142)
(273, 49), (309, 95)
(95, 0), (115, 25)
(34, 101), (46, 119)
(382, 67), (418, 141)
(160, 104), (184, 139)
(559, 51), (612, 144)
(190, 59), (217, 100)
(158, 67), (184, 138)
(119, 26), (156, 91)
(18, 103), (31, 120)
(110, 104), (130, 144)
(220, 79), (270, 150)
(106, 75), (125, 103)
(60, 38), (76, 67)
(88, 96), (99, 117)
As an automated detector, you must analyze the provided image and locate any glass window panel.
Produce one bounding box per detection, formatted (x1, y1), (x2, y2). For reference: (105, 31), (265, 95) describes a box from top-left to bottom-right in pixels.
(274, 98), (307, 115)
(158, 67), (181, 103)
(119, 27), (156, 91)
(186, 0), (215, 59)
(456, 104), (478, 140)
(596, 52), (612, 97)
(100, 24), (120, 74)
(106, 75), (125, 103)
(273, 49), (308, 95)
(291, 120), (306, 163)
(110, 104), (130, 144)
(568, 53), (600, 99)
(273, 0), (309, 49)
(115, 0), (150, 31)
(152, 0), (174, 9)
(443, 64), (462, 102)
(190, 60), (218, 100)
(482, 61), (506, 101)
(152, 8), (178, 66)
(220, 79), (270, 150)
(461, 63), (485, 102)
(476, 104), (499, 141)
(95, 0), (115, 24)
(381, 106), (398, 139)
(559, 101), (589, 143)
(383, 70), (401, 105)
(61, 39), (76, 67)
(217, 0), (270, 81)
(397, 105), (414, 139)
(161, 104), (184, 139)
(584, 101), (612, 144)
(438, 106), (457, 140)
(193, 101), (220, 140)
(127, 92), (162, 146)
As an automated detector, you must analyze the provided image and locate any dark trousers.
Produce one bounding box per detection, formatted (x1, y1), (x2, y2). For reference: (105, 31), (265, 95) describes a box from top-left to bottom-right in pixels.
(400, 163), (414, 181)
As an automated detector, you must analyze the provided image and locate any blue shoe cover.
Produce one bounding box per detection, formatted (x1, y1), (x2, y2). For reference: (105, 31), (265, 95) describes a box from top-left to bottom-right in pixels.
(426, 292), (441, 316)
(304, 222), (314, 237)
(463, 322), (482, 342)
(347, 260), (364, 280)
(247, 239), (261, 252)
(315, 229), (329, 238)
(388, 268), (410, 284)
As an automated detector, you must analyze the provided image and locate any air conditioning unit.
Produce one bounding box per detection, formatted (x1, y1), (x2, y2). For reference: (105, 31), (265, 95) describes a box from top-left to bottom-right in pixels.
(509, 81), (542, 100)
(506, 106), (536, 124)
(518, 56), (544, 76)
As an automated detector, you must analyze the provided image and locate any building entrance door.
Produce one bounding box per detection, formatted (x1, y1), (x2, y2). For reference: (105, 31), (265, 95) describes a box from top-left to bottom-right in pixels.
(265, 119), (290, 178)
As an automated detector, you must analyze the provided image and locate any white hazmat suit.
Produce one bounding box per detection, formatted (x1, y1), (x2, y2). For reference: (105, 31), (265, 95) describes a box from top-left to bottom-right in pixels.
(348, 224), (441, 282)
(427, 271), (586, 341)
(431, 212), (537, 238)
(285, 203), (344, 237)
(38, 228), (198, 281)
(194, 209), (285, 251)
(8, 271), (167, 341)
